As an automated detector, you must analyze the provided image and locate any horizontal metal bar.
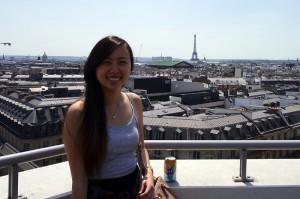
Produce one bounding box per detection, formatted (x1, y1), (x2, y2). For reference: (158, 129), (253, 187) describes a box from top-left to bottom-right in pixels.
(0, 144), (65, 168)
(145, 140), (300, 150)
(1, 140), (300, 168)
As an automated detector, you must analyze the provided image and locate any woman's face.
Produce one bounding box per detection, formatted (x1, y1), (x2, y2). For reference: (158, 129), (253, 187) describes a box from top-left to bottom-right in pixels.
(96, 44), (131, 92)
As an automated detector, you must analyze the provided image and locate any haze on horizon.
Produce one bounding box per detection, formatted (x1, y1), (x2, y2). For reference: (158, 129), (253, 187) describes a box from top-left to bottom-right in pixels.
(1, 0), (300, 60)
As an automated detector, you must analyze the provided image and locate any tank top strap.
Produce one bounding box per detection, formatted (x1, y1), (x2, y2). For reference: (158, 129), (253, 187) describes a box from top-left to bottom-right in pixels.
(125, 93), (138, 124)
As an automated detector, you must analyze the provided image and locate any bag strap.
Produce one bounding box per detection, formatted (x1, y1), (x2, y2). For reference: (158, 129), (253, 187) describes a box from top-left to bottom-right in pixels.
(126, 92), (147, 176)
(126, 92), (153, 177)
(137, 143), (147, 176)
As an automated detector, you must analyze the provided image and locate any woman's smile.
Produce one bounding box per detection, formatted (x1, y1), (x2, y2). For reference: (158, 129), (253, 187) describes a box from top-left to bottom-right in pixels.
(106, 75), (121, 81)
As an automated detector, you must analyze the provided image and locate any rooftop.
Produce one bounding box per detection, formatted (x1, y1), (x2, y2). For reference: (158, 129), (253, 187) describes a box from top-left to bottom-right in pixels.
(0, 159), (299, 199)
(1, 140), (300, 199)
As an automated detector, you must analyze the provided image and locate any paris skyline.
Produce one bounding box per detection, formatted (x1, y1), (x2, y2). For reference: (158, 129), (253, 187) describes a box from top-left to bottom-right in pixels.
(1, 0), (300, 60)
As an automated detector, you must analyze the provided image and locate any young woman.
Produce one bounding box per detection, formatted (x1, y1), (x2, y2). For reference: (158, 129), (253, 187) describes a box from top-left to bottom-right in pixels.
(63, 36), (154, 199)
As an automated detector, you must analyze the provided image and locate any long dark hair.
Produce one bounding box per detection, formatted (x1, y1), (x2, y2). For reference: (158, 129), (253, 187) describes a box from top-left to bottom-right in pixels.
(79, 36), (134, 177)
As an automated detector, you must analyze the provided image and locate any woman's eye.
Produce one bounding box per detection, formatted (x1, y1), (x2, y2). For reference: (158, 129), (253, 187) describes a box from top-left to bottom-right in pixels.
(119, 60), (128, 64)
(102, 60), (111, 64)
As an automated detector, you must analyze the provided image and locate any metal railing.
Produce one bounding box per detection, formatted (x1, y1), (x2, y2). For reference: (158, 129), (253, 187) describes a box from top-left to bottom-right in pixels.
(0, 140), (300, 199)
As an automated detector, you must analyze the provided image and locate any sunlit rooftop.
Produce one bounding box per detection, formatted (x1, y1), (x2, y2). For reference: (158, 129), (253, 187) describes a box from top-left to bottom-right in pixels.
(1, 159), (300, 199)
(0, 141), (300, 199)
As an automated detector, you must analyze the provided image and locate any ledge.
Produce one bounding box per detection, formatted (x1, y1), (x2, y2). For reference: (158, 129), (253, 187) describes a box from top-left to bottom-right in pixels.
(0, 159), (300, 199)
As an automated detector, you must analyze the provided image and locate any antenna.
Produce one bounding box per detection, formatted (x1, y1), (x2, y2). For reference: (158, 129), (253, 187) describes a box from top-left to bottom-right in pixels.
(138, 44), (143, 61)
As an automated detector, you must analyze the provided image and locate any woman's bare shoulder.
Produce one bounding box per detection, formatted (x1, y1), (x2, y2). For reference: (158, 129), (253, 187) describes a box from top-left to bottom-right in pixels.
(64, 99), (85, 135)
(126, 92), (141, 102)
(67, 99), (85, 116)
(125, 92), (142, 110)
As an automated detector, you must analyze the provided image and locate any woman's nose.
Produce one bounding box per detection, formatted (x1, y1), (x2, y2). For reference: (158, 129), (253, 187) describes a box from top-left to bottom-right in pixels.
(109, 62), (119, 72)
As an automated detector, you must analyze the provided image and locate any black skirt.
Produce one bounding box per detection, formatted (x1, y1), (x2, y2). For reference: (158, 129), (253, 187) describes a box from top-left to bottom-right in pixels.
(87, 166), (142, 199)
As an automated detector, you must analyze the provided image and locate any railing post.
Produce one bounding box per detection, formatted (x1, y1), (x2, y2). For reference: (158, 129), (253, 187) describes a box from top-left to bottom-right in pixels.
(8, 164), (18, 199)
(233, 148), (254, 182)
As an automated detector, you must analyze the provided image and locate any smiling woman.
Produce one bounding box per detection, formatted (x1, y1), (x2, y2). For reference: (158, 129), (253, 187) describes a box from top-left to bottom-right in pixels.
(63, 36), (154, 199)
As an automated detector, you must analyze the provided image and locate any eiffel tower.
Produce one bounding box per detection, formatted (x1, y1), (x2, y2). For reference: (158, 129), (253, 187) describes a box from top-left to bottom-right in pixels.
(190, 34), (200, 62)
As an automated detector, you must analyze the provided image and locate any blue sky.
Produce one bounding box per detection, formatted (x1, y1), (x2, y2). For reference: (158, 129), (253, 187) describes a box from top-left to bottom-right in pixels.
(1, 0), (300, 59)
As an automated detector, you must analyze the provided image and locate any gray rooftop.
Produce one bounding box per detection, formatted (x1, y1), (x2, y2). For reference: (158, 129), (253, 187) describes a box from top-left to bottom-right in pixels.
(144, 106), (185, 117)
(27, 97), (78, 107)
(144, 113), (249, 130)
(248, 90), (273, 97)
(143, 104), (300, 133)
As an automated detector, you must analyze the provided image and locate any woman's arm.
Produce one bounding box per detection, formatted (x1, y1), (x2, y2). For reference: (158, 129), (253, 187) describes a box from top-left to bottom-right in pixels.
(63, 101), (87, 199)
(130, 93), (154, 199)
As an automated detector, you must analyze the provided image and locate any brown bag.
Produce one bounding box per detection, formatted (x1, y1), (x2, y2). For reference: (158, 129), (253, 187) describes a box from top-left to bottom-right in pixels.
(153, 176), (176, 199)
(137, 144), (176, 199)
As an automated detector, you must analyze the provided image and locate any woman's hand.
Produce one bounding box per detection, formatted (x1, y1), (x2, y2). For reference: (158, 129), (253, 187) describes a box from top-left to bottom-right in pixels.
(137, 176), (154, 199)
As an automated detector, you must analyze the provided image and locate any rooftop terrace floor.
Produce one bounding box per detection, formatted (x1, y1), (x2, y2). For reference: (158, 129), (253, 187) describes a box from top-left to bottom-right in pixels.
(0, 159), (300, 199)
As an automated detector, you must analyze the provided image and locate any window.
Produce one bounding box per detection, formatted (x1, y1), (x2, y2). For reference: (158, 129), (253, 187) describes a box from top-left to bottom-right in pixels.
(193, 151), (201, 159)
(57, 138), (62, 145)
(41, 125), (47, 136)
(293, 129), (297, 138)
(56, 156), (62, 163)
(165, 80), (171, 85)
(144, 126), (152, 140)
(173, 128), (183, 140)
(194, 131), (203, 140)
(43, 159), (49, 166)
(210, 129), (220, 140)
(43, 140), (49, 147)
(154, 150), (162, 159)
(156, 127), (166, 140)
(171, 150), (178, 158)
(283, 132), (287, 140)
(23, 143), (30, 151)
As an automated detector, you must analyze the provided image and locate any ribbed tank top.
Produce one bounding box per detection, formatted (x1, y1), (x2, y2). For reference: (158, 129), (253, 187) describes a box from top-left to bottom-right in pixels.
(94, 95), (139, 179)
